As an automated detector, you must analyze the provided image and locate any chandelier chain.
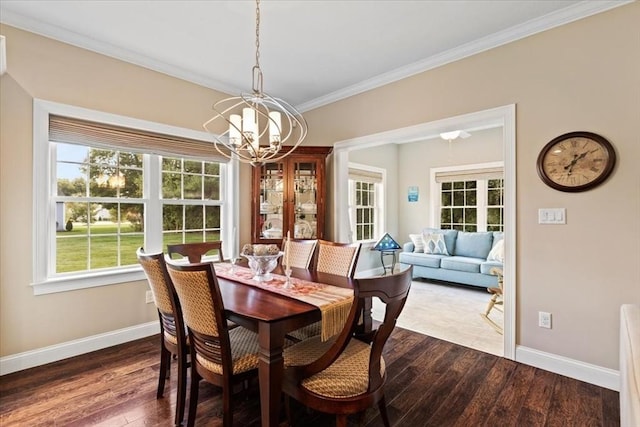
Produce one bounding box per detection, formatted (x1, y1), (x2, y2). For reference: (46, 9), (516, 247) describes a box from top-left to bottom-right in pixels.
(252, 0), (263, 95)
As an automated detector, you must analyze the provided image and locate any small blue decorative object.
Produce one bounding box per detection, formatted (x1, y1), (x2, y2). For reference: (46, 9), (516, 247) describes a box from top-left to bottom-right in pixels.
(372, 233), (401, 275)
(373, 233), (401, 251)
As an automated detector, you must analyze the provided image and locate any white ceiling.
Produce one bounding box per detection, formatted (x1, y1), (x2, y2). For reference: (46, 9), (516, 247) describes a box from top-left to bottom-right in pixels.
(0, 1), (627, 112)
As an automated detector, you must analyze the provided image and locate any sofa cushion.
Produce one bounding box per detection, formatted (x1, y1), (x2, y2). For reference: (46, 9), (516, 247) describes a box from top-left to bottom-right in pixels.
(481, 260), (503, 275)
(440, 256), (484, 273)
(422, 232), (449, 255)
(409, 234), (425, 253)
(454, 232), (494, 259)
(398, 252), (444, 268)
(487, 239), (504, 262)
(422, 228), (458, 255)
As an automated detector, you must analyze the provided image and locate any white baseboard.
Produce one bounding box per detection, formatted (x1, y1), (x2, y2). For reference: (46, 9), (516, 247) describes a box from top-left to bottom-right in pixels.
(516, 345), (619, 391)
(0, 321), (160, 376)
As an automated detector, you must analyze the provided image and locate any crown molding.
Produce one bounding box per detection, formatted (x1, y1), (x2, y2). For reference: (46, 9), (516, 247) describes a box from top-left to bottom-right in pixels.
(297, 0), (632, 112)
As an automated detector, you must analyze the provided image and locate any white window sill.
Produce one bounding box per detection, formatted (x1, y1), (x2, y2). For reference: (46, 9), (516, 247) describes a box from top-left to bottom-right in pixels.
(32, 266), (146, 295)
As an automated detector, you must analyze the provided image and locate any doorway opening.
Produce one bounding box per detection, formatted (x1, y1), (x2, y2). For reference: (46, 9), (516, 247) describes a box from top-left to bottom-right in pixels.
(331, 104), (516, 360)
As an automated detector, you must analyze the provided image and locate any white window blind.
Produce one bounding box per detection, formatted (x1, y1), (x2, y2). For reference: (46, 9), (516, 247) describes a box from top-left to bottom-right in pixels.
(49, 115), (225, 162)
(348, 168), (383, 184)
(435, 166), (503, 183)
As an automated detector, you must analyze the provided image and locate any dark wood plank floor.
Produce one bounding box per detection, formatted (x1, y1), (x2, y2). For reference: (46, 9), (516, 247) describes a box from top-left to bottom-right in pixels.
(0, 328), (619, 426)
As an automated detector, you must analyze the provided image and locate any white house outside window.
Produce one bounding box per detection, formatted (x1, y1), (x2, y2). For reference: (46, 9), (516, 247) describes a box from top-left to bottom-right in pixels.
(348, 163), (385, 243)
(33, 100), (237, 295)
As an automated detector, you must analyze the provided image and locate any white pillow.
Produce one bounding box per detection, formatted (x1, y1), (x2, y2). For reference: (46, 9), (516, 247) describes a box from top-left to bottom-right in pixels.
(423, 233), (449, 255)
(409, 234), (425, 253)
(487, 239), (505, 262)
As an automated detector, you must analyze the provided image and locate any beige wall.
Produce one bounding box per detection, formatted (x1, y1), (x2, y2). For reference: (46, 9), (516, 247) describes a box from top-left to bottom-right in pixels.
(0, 24), (254, 355)
(1, 2), (639, 371)
(305, 3), (640, 370)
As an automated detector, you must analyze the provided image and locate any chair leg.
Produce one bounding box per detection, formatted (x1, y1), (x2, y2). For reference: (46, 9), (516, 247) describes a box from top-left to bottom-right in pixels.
(222, 383), (233, 427)
(284, 394), (293, 427)
(378, 395), (391, 427)
(157, 346), (170, 398)
(174, 351), (188, 426)
(336, 414), (348, 427)
(186, 373), (200, 427)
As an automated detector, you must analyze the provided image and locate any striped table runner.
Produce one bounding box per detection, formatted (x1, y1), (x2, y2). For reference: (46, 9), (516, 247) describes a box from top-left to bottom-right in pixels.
(214, 263), (353, 341)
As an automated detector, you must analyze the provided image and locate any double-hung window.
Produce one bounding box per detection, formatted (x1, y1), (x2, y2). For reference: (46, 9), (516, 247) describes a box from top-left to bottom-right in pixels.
(431, 162), (504, 232)
(33, 100), (237, 295)
(348, 164), (385, 243)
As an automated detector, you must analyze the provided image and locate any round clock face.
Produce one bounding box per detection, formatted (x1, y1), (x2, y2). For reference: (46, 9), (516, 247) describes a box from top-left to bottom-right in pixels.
(536, 132), (616, 192)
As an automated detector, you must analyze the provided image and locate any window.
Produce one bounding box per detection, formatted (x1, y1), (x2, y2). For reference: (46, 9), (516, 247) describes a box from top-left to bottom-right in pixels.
(33, 100), (237, 295)
(348, 164), (385, 242)
(432, 163), (503, 232)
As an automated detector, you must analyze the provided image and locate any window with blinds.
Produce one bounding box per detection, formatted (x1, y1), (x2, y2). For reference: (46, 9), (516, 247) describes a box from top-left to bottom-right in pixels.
(33, 101), (231, 294)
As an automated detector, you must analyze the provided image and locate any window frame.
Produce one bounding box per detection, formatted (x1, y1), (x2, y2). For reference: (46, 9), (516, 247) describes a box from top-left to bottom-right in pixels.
(347, 162), (385, 244)
(32, 99), (239, 295)
(430, 162), (504, 231)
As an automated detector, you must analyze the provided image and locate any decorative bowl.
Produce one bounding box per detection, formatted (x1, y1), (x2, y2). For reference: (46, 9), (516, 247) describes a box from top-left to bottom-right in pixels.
(242, 252), (283, 281)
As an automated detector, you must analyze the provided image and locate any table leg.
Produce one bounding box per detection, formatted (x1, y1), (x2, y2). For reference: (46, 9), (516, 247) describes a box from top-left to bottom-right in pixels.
(258, 321), (285, 427)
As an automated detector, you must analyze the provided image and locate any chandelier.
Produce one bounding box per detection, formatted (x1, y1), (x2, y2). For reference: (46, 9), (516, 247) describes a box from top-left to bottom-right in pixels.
(203, 0), (307, 166)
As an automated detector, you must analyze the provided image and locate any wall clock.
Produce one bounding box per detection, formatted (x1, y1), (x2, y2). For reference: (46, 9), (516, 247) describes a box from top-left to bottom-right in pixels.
(536, 131), (616, 192)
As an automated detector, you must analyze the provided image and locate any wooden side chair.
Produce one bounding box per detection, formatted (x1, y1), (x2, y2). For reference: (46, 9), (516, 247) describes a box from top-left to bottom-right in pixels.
(481, 267), (504, 334)
(282, 265), (413, 427)
(315, 240), (361, 278)
(286, 240), (361, 342)
(165, 260), (260, 427)
(136, 248), (188, 426)
(283, 238), (318, 269)
(167, 241), (224, 264)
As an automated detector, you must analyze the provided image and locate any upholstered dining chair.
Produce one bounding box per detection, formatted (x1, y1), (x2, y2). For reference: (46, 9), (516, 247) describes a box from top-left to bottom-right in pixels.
(165, 260), (261, 427)
(167, 241), (224, 264)
(283, 238), (318, 269)
(282, 265), (413, 427)
(136, 248), (188, 426)
(286, 240), (361, 342)
(315, 240), (361, 278)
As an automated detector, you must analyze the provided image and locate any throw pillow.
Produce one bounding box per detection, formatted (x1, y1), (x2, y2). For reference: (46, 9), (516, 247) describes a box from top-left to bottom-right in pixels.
(409, 234), (425, 253)
(423, 233), (449, 255)
(487, 239), (505, 262)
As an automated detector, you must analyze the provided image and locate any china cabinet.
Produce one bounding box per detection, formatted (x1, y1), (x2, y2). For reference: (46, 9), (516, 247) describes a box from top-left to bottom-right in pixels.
(251, 146), (332, 245)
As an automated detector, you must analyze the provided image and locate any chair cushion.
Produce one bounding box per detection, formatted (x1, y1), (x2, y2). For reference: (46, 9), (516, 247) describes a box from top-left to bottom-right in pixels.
(286, 322), (323, 343)
(196, 326), (260, 375)
(398, 251), (444, 268)
(284, 335), (336, 367)
(299, 339), (385, 398)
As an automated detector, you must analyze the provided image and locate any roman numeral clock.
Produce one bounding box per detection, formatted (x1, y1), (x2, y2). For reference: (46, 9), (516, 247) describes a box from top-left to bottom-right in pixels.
(536, 131), (616, 192)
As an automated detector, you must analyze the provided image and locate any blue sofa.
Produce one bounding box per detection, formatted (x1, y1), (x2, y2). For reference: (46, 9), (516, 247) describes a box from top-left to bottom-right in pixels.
(398, 228), (503, 288)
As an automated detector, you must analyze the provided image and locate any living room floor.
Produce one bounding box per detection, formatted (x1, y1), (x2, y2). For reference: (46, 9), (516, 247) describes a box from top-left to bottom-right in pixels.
(372, 278), (503, 356)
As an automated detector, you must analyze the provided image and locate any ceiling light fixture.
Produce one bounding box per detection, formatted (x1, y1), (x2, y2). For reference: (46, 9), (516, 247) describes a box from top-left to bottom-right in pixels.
(439, 130), (470, 141)
(203, 0), (307, 166)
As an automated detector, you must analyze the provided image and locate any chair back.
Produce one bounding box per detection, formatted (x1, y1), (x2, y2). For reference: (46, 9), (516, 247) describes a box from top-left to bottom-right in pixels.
(315, 240), (361, 278)
(165, 261), (233, 373)
(298, 265), (413, 392)
(283, 239), (317, 269)
(167, 241), (224, 264)
(136, 248), (185, 348)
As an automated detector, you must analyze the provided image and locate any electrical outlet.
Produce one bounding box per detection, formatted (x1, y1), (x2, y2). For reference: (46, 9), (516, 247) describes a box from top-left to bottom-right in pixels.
(538, 311), (552, 329)
(145, 290), (154, 304)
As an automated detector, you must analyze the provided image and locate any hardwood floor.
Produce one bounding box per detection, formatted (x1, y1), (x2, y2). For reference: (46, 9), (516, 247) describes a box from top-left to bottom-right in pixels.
(0, 328), (619, 426)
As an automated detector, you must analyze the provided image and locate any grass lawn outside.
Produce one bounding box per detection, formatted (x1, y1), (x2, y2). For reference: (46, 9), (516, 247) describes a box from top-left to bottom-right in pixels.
(56, 222), (220, 273)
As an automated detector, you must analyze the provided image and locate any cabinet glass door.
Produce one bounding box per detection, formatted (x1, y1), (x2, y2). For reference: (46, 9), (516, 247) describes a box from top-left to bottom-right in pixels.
(259, 162), (284, 241)
(293, 160), (318, 239)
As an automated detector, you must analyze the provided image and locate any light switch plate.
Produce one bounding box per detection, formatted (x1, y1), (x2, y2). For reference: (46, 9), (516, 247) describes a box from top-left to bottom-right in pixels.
(538, 208), (566, 224)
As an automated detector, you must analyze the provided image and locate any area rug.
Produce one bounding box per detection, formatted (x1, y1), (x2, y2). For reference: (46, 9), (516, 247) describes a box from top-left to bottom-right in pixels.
(372, 278), (503, 356)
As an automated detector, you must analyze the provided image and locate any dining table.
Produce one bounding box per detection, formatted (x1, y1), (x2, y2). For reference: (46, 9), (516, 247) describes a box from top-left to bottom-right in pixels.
(214, 262), (367, 427)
